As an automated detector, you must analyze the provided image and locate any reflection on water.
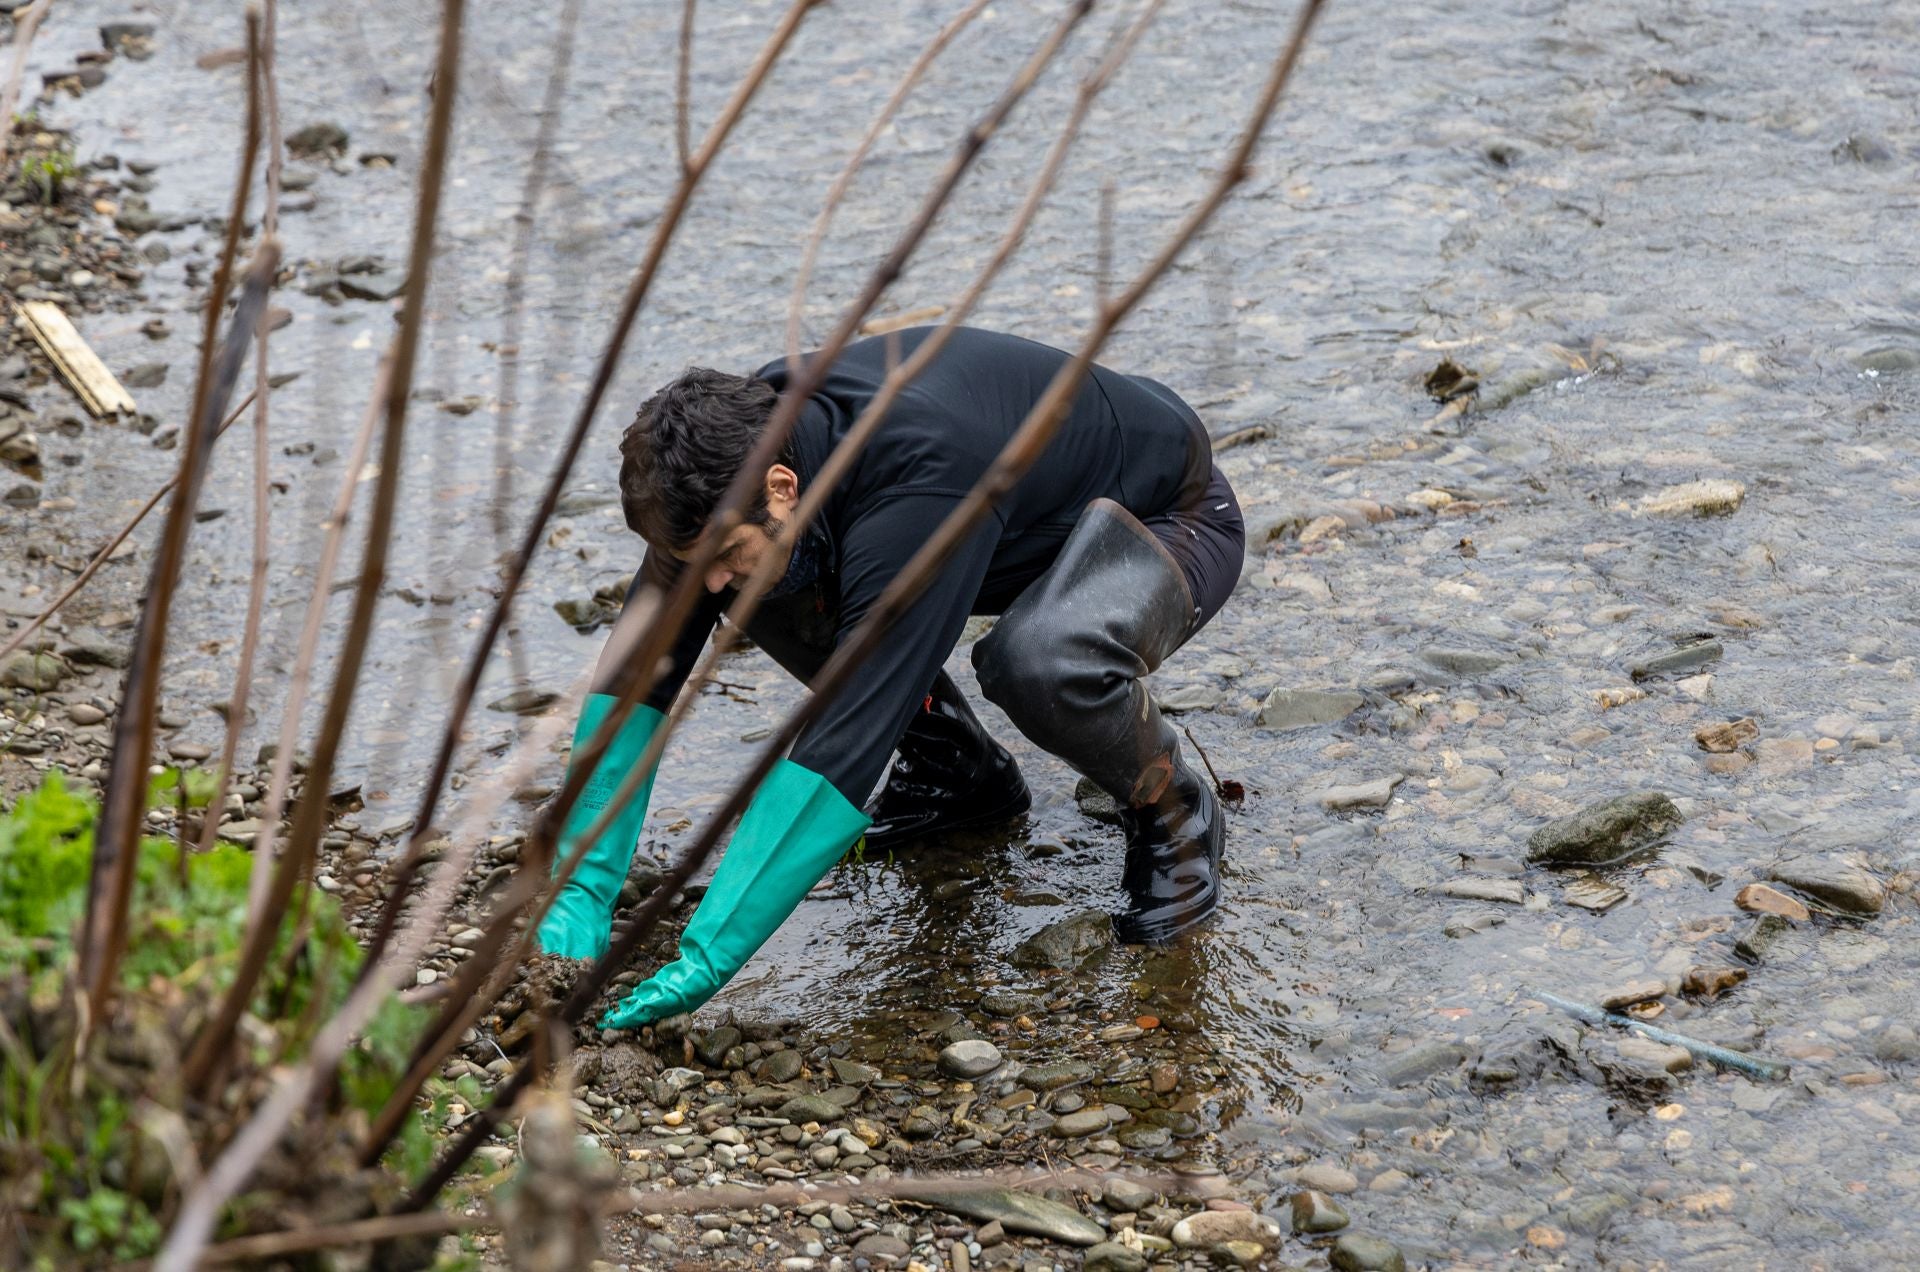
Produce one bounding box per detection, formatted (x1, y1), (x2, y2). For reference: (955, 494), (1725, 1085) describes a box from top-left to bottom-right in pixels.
(26, 0), (1920, 1261)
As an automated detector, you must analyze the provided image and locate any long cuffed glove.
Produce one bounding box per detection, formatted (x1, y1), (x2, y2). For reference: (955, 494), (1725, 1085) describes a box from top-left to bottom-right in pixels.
(601, 759), (870, 1028)
(537, 695), (665, 960)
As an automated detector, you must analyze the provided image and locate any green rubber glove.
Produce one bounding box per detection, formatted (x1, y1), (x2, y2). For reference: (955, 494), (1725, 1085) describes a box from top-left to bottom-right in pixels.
(601, 759), (869, 1028)
(537, 695), (665, 960)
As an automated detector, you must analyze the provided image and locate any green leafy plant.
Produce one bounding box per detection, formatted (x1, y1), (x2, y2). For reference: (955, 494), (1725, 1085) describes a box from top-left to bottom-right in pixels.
(19, 146), (75, 206)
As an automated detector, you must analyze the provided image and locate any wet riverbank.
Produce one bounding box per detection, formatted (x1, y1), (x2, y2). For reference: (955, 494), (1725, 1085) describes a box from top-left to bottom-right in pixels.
(6, 0), (1920, 1267)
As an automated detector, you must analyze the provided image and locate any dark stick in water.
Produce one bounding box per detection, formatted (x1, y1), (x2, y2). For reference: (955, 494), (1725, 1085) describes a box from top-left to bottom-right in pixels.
(1530, 987), (1790, 1083)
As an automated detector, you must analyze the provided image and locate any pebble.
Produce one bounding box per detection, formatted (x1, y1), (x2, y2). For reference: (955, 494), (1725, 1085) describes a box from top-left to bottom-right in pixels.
(1368, 1169), (1411, 1194)
(1049, 1106), (1110, 1138)
(1441, 876), (1524, 904)
(1083, 1243), (1147, 1272)
(1615, 1036), (1692, 1073)
(1329, 1234), (1407, 1272)
(1293, 1163), (1360, 1194)
(1289, 1189), (1350, 1233)
(1102, 1178), (1157, 1212)
(938, 1039), (1003, 1079)
(1735, 883), (1809, 922)
(1318, 775), (1402, 810)
(1695, 717), (1758, 752)
(1, 651), (66, 692)
(1170, 1210), (1280, 1249)
(67, 702), (107, 725)
(1599, 978), (1666, 1010)
(1638, 478), (1745, 517)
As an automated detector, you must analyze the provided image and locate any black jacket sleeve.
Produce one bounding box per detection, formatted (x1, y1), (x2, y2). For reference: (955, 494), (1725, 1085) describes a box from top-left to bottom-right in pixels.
(790, 494), (1004, 806)
(595, 548), (728, 713)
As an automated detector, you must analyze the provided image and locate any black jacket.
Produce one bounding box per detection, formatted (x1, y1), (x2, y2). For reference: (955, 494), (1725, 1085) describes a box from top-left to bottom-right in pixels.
(633, 326), (1208, 805)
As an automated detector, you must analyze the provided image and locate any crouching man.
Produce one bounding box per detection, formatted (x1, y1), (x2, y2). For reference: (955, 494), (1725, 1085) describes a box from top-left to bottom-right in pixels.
(537, 326), (1245, 1028)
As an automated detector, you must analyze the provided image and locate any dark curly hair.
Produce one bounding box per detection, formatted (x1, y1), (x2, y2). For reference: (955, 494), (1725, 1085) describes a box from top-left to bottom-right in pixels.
(618, 367), (794, 550)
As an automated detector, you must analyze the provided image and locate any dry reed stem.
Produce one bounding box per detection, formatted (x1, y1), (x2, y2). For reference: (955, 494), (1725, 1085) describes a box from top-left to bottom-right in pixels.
(0, 0), (53, 170)
(240, 361), (386, 927)
(196, 0), (283, 858)
(675, 0), (695, 177)
(784, 0), (993, 363)
(492, 0), (582, 693)
(178, 0), (465, 1102)
(81, 9), (264, 1014)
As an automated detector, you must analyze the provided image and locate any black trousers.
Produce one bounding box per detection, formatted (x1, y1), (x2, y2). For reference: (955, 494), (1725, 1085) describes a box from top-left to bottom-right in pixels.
(743, 460), (1244, 753)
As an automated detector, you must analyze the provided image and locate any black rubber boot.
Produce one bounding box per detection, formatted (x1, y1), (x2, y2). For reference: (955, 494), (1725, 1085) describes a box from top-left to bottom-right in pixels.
(862, 671), (1031, 852)
(972, 498), (1226, 943)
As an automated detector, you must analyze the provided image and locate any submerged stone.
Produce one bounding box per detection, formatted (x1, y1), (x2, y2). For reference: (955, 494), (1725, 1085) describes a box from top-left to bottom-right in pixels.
(1012, 910), (1114, 969)
(912, 1185), (1105, 1246)
(1330, 1234), (1407, 1272)
(1256, 687), (1363, 731)
(1526, 792), (1681, 865)
(1768, 855), (1885, 916)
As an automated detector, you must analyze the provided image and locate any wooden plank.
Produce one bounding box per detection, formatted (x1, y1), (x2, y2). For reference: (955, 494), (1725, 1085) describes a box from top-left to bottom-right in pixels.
(13, 300), (137, 417)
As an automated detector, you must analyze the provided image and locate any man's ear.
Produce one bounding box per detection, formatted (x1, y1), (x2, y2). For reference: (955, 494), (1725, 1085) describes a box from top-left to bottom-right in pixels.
(766, 463), (798, 505)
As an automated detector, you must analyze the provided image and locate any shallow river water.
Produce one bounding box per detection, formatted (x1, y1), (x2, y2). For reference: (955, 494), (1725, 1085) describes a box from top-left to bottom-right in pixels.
(11, 0), (1920, 1266)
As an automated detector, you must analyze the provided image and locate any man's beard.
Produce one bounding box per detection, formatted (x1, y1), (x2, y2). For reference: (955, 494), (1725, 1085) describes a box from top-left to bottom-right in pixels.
(760, 517), (821, 598)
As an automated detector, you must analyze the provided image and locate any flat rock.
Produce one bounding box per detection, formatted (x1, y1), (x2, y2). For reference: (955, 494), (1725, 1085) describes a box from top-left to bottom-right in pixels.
(1616, 1036), (1692, 1073)
(1630, 639), (1723, 681)
(1639, 479), (1745, 517)
(1564, 874), (1628, 912)
(1102, 1178), (1158, 1212)
(1319, 775), (1402, 810)
(939, 1039), (1004, 1079)
(1011, 910), (1114, 969)
(1330, 1234), (1407, 1272)
(1293, 1162), (1360, 1194)
(912, 1185), (1104, 1246)
(1171, 1210), (1282, 1249)
(1769, 855), (1885, 916)
(696, 1025), (742, 1067)
(1290, 1190), (1350, 1234)
(1420, 645), (1509, 676)
(851, 1233), (909, 1263)
(1599, 978), (1666, 1010)
(1256, 687), (1363, 731)
(1735, 882), (1808, 922)
(1378, 1044), (1468, 1088)
(774, 1095), (844, 1124)
(1526, 792), (1681, 865)
(1050, 1106), (1111, 1138)
(1441, 876), (1525, 904)
(1018, 1061), (1093, 1091)
(828, 1057), (878, 1085)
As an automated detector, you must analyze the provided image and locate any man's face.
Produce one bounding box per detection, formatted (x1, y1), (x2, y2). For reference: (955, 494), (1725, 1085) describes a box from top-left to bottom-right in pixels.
(675, 463), (801, 594)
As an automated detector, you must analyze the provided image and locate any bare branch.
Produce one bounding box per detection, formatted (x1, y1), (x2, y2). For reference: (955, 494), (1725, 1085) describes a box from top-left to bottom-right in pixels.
(197, 0), (284, 858)
(0, 0), (53, 171)
(81, 8), (266, 1014)
(675, 0), (695, 177)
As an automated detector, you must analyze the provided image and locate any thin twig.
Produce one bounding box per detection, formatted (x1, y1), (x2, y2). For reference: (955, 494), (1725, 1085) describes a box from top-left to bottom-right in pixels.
(0, 0), (53, 171)
(178, 0), (464, 1105)
(492, 0), (582, 693)
(197, 0), (283, 858)
(0, 387), (260, 666)
(1096, 176), (1114, 311)
(240, 362), (386, 928)
(1181, 723), (1223, 792)
(785, 0), (992, 364)
(674, 0), (694, 178)
(80, 9), (265, 1015)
